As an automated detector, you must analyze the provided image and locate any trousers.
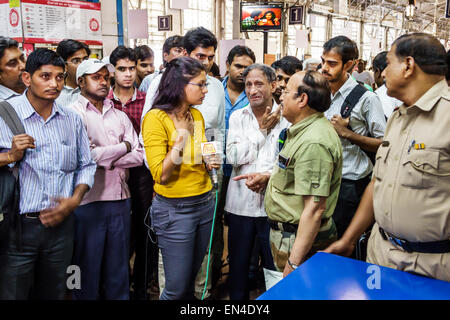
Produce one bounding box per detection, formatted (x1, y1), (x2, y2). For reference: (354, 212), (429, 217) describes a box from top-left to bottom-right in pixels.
(151, 191), (214, 300)
(72, 199), (131, 300)
(0, 214), (74, 300)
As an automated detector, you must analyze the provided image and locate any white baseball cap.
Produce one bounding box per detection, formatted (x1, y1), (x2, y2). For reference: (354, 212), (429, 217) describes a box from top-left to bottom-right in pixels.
(76, 59), (114, 84)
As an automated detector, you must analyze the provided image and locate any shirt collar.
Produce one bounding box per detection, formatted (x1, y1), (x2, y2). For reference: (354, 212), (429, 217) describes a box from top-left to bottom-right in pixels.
(18, 91), (66, 120)
(108, 87), (141, 102)
(0, 84), (21, 100)
(62, 85), (80, 94)
(287, 112), (324, 138)
(243, 99), (278, 116)
(222, 75), (229, 89)
(408, 79), (449, 112)
(333, 74), (357, 99)
(78, 94), (114, 113)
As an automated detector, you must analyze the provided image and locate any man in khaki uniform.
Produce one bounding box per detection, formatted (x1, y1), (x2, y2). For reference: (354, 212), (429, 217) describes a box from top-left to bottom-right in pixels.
(235, 70), (343, 277)
(325, 33), (450, 282)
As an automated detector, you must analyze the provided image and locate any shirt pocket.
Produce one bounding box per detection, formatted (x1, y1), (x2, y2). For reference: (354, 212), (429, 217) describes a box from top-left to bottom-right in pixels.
(59, 144), (78, 173)
(271, 166), (294, 193)
(374, 145), (390, 181)
(400, 149), (439, 189)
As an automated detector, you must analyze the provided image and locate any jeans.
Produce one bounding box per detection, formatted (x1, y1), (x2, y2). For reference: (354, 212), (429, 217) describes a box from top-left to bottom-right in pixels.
(0, 214), (74, 300)
(150, 191), (214, 300)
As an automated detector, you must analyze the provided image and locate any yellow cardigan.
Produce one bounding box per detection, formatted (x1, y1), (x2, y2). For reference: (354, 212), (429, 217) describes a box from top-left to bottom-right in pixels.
(142, 107), (212, 198)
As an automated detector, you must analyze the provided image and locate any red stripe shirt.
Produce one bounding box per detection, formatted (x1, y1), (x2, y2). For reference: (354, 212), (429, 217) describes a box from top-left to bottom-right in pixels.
(108, 88), (146, 135)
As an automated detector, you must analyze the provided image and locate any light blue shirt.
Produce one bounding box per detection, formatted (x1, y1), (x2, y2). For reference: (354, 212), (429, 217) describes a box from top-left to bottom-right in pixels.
(0, 84), (21, 101)
(222, 75), (249, 130)
(55, 85), (81, 108)
(138, 71), (160, 93)
(0, 93), (96, 214)
(324, 75), (386, 180)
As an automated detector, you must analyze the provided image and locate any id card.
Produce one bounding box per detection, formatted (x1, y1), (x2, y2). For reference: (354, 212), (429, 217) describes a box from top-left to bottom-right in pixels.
(278, 154), (290, 170)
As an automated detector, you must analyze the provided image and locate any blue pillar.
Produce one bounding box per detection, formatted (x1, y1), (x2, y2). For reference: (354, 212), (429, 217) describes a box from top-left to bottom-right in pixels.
(116, 0), (124, 46)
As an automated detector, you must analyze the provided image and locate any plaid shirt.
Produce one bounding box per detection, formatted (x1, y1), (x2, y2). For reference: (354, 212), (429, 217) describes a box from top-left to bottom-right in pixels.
(107, 88), (146, 135)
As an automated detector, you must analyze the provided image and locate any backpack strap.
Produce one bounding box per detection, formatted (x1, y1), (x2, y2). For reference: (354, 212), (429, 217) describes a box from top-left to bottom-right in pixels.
(340, 85), (367, 118)
(0, 100), (25, 136)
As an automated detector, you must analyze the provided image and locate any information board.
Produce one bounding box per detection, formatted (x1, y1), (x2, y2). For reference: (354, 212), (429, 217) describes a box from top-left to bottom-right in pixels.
(21, 0), (102, 45)
(0, 0), (24, 41)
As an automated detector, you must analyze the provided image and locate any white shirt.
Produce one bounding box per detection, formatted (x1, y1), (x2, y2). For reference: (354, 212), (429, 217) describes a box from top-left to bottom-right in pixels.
(375, 84), (402, 119)
(55, 85), (81, 108)
(352, 71), (374, 87)
(0, 84), (21, 101)
(224, 102), (290, 218)
(140, 73), (226, 167)
(325, 75), (386, 180)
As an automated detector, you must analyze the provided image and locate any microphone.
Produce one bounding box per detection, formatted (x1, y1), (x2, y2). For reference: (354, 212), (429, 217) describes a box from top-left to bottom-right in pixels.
(201, 138), (220, 189)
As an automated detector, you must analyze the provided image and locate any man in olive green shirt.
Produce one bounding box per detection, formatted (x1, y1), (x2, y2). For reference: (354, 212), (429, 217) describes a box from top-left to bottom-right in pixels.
(235, 71), (343, 277)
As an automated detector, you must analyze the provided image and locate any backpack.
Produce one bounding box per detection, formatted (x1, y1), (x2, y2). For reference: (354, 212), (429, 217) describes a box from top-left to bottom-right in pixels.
(340, 85), (376, 165)
(0, 100), (25, 253)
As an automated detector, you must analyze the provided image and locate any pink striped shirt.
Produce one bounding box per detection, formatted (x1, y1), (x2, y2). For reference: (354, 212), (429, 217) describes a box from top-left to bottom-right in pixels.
(70, 95), (144, 205)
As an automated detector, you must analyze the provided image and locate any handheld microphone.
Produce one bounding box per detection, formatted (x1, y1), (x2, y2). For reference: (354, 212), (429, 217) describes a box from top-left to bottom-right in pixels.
(201, 138), (220, 189)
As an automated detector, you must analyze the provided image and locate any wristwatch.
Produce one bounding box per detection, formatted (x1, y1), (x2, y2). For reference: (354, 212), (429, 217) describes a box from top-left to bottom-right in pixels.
(287, 258), (299, 270)
(172, 145), (183, 157)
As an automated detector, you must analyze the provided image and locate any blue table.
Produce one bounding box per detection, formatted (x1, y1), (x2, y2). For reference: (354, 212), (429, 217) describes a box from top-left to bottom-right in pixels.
(258, 252), (450, 300)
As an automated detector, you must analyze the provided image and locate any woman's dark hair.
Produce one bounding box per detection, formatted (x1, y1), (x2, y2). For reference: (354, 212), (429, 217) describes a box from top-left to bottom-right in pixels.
(393, 33), (447, 76)
(56, 39), (91, 61)
(110, 46), (137, 66)
(0, 36), (19, 61)
(25, 48), (65, 76)
(264, 11), (276, 22)
(372, 51), (388, 73)
(296, 71), (331, 112)
(134, 45), (154, 61)
(323, 36), (358, 65)
(152, 56), (206, 112)
(226, 45), (256, 65)
(183, 27), (217, 54)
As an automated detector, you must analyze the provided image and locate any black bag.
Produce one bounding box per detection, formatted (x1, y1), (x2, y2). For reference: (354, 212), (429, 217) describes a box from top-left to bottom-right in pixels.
(340, 84), (376, 165)
(0, 100), (25, 253)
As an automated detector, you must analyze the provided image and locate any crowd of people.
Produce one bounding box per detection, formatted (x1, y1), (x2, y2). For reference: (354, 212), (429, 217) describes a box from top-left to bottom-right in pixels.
(0, 26), (449, 301)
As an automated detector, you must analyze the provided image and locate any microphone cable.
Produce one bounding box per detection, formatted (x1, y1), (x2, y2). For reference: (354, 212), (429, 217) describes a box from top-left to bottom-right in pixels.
(201, 189), (219, 300)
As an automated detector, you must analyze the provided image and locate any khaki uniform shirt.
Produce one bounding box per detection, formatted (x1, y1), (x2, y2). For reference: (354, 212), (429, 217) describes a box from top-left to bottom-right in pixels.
(265, 113), (343, 238)
(368, 79), (450, 281)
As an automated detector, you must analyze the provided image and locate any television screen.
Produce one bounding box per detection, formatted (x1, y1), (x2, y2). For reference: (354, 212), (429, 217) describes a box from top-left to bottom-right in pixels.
(240, 3), (283, 32)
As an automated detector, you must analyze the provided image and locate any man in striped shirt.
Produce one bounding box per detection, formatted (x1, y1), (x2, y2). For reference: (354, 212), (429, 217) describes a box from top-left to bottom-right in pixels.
(0, 37), (26, 101)
(0, 49), (96, 300)
(321, 36), (386, 246)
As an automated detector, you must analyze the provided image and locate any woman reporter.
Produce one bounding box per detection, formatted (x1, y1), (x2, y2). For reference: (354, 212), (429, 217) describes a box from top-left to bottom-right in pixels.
(142, 56), (220, 300)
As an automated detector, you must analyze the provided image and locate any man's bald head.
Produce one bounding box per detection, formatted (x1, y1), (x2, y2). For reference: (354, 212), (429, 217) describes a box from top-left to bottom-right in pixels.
(291, 70), (331, 112)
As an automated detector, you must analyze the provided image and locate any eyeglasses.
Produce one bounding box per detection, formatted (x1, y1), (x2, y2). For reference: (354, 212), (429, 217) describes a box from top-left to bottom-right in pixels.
(188, 82), (209, 89)
(281, 89), (295, 96)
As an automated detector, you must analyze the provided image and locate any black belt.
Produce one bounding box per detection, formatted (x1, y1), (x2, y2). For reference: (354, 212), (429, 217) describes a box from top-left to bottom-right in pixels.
(268, 218), (330, 234)
(22, 212), (40, 219)
(379, 227), (450, 254)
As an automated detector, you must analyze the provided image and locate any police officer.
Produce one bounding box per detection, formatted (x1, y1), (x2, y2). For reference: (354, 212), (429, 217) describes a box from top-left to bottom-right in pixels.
(235, 70), (343, 277)
(325, 33), (450, 282)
